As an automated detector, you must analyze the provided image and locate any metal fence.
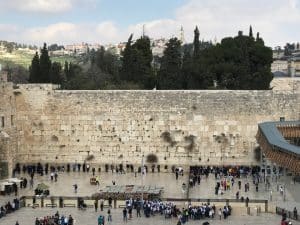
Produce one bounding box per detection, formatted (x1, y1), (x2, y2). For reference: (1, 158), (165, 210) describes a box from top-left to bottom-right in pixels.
(276, 206), (299, 221)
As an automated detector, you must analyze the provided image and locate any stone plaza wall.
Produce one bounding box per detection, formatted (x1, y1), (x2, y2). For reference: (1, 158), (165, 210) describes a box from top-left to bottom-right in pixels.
(8, 84), (299, 169)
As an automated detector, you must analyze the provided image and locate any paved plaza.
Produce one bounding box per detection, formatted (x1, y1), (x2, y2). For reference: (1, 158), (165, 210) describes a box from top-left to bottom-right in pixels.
(1, 170), (300, 224)
(1, 207), (300, 225)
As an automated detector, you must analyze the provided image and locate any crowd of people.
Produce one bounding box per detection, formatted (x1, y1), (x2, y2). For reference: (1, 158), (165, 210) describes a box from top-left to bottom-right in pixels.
(120, 198), (231, 224)
(0, 198), (20, 219)
(34, 211), (74, 225)
(189, 166), (263, 198)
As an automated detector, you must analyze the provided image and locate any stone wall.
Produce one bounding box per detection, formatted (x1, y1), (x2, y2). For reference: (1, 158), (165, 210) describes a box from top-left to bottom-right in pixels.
(271, 77), (300, 91)
(9, 84), (299, 169)
(0, 82), (18, 178)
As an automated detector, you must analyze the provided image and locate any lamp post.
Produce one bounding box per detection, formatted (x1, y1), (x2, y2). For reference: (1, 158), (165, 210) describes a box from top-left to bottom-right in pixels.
(141, 153), (145, 202)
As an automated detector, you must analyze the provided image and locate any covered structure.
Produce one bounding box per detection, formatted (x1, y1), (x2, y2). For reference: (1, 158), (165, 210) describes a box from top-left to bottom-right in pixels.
(256, 121), (300, 174)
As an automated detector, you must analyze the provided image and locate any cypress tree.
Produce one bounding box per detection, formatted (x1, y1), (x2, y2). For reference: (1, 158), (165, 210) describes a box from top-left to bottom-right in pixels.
(131, 36), (154, 89)
(29, 52), (40, 83)
(157, 38), (183, 89)
(50, 62), (63, 84)
(39, 43), (52, 82)
(120, 34), (154, 89)
(64, 61), (69, 80)
(120, 34), (134, 81)
(193, 26), (200, 58)
(249, 25), (253, 38)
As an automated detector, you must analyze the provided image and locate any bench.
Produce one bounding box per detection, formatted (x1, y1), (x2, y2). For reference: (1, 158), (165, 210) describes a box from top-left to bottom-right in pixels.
(86, 204), (94, 208)
(46, 203), (57, 208)
(64, 203), (76, 208)
(27, 203), (39, 207)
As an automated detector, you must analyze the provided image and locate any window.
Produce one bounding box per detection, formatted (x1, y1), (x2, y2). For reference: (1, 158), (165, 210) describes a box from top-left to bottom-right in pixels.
(280, 117), (285, 122)
(11, 115), (14, 126)
(1, 116), (4, 128)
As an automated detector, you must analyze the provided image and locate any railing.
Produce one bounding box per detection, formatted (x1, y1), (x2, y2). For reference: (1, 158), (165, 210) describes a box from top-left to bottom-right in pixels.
(20, 195), (268, 212)
(276, 206), (299, 221)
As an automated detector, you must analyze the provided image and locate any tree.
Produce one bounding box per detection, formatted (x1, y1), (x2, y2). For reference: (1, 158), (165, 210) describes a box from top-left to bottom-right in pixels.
(50, 62), (63, 84)
(182, 26), (215, 90)
(157, 38), (183, 89)
(120, 34), (154, 89)
(39, 43), (52, 82)
(193, 26), (200, 58)
(29, 52), (40, 83)
(131, 36), (154, 89)
(64, 61), (69, 79)
(213, 33), (272, 90)
(6, 42), (14, 53)
(120, 34), (134, 81)
(249, 25), (253, 38)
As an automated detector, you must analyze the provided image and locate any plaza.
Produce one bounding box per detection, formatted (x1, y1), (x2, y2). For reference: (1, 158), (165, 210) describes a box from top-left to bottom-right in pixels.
(1, 169), (300, 224)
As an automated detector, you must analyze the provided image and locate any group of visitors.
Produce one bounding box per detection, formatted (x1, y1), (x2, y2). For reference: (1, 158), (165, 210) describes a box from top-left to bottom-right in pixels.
(0, 198), (20, 219)
(34, 211), (74, 225)
(189, 166), (262, 199)
(120, 198), (231, 224)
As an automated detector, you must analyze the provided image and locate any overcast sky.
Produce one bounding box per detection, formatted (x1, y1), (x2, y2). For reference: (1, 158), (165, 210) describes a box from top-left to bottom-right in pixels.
(0, 0), (299, 48)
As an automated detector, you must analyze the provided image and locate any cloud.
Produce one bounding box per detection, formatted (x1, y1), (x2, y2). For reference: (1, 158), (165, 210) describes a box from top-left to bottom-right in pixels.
(128, 19), (181, 40)
(0, 0), (300, 47)
(185, 0), (298, 46)
(0, 22), (121, 45)
(133, 0), (300, 47)
(0, 0), (98, 13)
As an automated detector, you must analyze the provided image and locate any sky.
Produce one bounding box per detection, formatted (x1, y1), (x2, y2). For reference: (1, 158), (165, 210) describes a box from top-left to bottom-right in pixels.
(0, 0), (299, 48)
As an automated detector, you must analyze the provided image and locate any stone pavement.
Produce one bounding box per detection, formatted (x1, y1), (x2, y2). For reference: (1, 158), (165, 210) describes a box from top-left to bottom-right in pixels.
(1, 171), (299, 212)
(1, 207), (300, 225)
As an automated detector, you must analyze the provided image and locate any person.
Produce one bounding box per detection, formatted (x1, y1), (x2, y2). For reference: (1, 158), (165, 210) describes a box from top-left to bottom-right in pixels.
(245, 197), (249, 207)
(236, 191), (239, 199)
(100, 199), (104, 211)
(94, 199), (98, 212)
(30, 178), (34, 189)
(54, 172), (58, 182)
(108, 197), (112, 208)
(123, 207), (128, 222)
(280, 186), (284, 195)
(15, 221), (19, 225)
(92, 167), (96, 176)
(107, 208), (112, 222)
(68, 215), (74, 225)
(136, 203), (141, 217)
(98, 215), (105, 225)
(73, 184), (78, 193)
(218, 208), (222, 220)
(294, 207), (298, 220)
(177, 218), (182, 225)
(96, 176), (100, 186)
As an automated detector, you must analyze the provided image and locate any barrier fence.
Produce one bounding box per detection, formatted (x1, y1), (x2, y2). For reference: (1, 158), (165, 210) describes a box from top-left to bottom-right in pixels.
(276, 206), (299, 221)
(19, 195), (269, 212)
